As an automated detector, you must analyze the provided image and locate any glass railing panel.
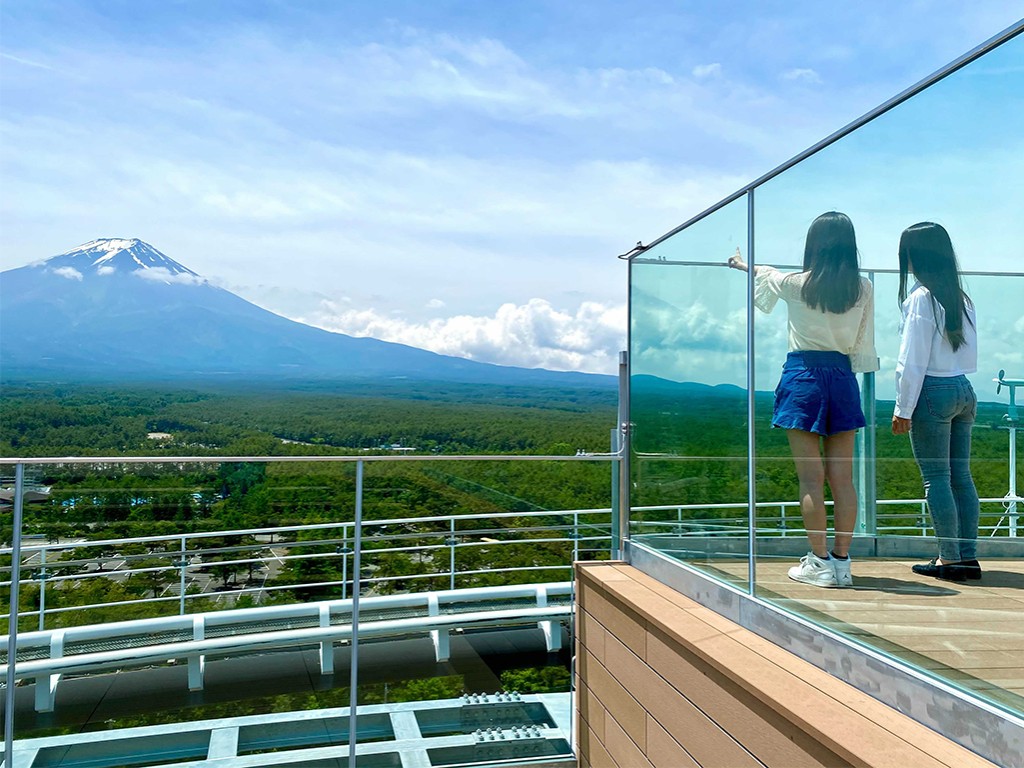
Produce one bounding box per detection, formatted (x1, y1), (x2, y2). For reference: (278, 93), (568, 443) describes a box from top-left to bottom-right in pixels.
(0, 459), (361, 746)
(768, 534), (1024, 716)
(740, 27), (1024, 719)
(2, 455), (611, 763)
(748, 269), (1024, 718)
(749, 30), (1023, 276)
(351, 458), (609, 765)
(628, 194), (750, 589)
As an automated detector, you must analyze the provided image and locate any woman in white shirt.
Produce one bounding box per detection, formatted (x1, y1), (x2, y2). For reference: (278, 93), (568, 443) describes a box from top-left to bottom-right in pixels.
(891, 222), (980, 582)
(729, 211), (878, 588)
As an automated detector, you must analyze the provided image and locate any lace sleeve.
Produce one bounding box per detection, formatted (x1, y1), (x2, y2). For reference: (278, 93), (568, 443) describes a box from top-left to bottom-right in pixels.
(753, 266), (785, 314)
(849, 279), (879, 373)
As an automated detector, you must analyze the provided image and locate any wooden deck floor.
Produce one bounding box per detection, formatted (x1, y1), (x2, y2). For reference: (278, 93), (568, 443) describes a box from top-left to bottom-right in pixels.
(706, 557), (1024, 714)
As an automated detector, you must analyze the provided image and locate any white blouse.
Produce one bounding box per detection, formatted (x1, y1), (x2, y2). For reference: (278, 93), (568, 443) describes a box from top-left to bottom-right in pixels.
(894, 283), (977, 418)
(754, 266), (879, 373)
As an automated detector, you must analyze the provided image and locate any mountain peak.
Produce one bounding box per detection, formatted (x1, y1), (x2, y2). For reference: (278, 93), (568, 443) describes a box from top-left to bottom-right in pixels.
(36, 238), (203, 283)
(70, 237), (142, 257)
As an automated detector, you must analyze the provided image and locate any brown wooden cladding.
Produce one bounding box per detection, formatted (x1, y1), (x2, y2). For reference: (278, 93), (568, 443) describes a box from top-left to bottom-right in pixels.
(574, 562), (996, 768)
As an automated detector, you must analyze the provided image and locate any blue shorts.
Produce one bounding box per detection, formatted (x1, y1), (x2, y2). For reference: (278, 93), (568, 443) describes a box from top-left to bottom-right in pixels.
(773, 351), (865, 436)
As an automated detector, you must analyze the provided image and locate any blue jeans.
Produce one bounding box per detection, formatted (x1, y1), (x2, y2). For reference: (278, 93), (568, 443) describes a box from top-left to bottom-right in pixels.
(909, 375), (980, 562)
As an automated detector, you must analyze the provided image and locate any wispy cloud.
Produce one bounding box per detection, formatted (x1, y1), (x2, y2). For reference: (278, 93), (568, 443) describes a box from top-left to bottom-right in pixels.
(692, 63), (721, 79)
(0, 52), (56, 71)
(50, 266), (82, 281)
(135, 267), (206, 286)
(781, 67), (822, 84)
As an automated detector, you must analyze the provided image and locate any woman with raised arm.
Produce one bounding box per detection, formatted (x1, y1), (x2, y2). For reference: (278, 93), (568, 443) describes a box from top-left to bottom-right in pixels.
(729, 211), (877, 588)
(891, 222), (980, 582)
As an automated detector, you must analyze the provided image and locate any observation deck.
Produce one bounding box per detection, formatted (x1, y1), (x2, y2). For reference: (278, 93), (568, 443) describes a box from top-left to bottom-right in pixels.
(4, 15), (1024, 768)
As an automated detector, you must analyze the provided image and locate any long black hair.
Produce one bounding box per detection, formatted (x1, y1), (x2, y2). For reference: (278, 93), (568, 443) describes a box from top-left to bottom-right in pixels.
(801, 211), (861, 313)
(898, 222), (973, 351)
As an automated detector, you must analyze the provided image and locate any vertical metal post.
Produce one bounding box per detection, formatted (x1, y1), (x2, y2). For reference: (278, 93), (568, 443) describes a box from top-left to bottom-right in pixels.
(856, 273), (878, 537)
(1007, 384), (1019, 536)
(610, 427), (619, 555)
(179, 536), (187, 615)
(341, 525), (349, 601)
(855, 369), (877, 535)
(348, 461), (363, 768)
(38, 548), (47, 631)
(746, 190), (757, 593)
(5, 463), (26, 764)
(615, 350), (630, 560)
(572, 510), (579, 565)
(448, 517), (456, 590)
(1009, 420), (1018, 537)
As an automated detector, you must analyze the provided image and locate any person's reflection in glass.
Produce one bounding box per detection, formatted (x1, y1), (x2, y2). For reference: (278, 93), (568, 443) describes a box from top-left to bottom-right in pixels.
(729, 211), (878, 587)
(891, 222), (981, 583)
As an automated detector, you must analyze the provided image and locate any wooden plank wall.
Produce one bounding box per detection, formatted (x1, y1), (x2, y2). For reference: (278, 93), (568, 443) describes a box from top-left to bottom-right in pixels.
(574, 562), (997, 768)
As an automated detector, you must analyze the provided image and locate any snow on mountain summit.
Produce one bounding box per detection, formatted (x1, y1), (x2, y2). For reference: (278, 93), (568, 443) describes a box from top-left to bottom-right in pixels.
(38, 238), (205, 285)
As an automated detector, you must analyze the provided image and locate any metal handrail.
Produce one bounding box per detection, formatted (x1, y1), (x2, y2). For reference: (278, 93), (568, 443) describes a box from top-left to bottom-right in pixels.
(0, 582), (575, 714)
(0, 504), (615, 624)
(0, 506), (615, 555)
(0, 453), (621, 465)
(2, 492), (1017, 624)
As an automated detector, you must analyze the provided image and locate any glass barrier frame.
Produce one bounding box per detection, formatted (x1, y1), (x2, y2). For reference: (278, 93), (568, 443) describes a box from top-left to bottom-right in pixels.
(623, 16), (1024, 738)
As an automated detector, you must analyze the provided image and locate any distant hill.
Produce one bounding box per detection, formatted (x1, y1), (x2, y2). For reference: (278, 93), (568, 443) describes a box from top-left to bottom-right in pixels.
(630, 374), (746, 398)
(0, 239), (613, 388)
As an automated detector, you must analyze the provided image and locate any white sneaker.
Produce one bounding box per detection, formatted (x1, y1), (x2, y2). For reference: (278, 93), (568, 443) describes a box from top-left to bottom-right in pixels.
(831, 555), (852, 587)
(788, 553), (837, 587)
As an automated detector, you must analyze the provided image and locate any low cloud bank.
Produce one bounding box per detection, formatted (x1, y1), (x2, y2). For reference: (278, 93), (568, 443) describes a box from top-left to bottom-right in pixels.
(300, 298), (626, 374)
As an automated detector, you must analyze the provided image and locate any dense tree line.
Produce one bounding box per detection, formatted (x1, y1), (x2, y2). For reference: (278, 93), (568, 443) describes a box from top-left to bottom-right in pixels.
(1, 380), (1019, 633)
(0, 382), (616, 457)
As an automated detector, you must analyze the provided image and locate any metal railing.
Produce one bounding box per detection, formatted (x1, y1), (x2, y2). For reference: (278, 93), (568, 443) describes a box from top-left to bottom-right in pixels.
(3, 496), (1021, 630)
(1, 508), (614, 628)
(0, 453), (623, 768)
(2, 451), (1021, 763)
(631, 497), (1021, 538)
(1, 582), (573, 713)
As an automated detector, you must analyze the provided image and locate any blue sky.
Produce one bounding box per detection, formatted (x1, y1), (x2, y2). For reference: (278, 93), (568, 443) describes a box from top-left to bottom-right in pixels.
(2, 1), (1022, 373)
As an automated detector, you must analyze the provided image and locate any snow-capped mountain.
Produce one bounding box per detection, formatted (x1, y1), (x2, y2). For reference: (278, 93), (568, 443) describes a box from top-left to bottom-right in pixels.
(0, 238), (609, 387)
(37, 238), (202, 282)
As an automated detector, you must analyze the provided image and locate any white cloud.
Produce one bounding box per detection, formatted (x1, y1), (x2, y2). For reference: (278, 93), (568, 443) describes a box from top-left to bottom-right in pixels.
(134, 267), (206, 285)
(51, 266), (82, 281)
(296, 298), (626, 374)
(692, 63), (721, 79)
(0, 52), (56, 71)
(781, 67), (822, 84)
(3, 5), (1022, 350)
(97, 265), (116, 276)
(426, 298), (446, 309)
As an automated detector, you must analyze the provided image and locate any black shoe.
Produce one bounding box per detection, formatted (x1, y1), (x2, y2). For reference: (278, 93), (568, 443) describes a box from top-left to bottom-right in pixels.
(954, 559), (982, 580)
(912, 559), (967, 582)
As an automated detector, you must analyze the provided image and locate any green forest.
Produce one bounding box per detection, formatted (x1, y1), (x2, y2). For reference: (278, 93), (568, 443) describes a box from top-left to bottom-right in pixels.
(0, 381), (617, 632)
(1, 378), (1020, 634)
